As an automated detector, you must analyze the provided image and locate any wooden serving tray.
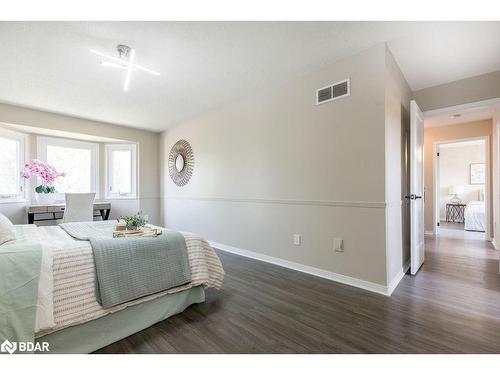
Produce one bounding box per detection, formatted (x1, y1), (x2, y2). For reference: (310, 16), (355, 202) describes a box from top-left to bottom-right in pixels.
(112, 229), (161, 238)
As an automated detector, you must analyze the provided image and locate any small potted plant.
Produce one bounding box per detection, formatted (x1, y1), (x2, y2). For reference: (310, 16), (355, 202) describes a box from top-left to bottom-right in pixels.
(120, 212), (148, 230)
(22, 159), (65, 205)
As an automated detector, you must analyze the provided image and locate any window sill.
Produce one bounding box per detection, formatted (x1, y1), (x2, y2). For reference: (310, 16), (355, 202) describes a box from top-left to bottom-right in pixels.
(105, 196), (138, 201)
(0, 199), (29, 205)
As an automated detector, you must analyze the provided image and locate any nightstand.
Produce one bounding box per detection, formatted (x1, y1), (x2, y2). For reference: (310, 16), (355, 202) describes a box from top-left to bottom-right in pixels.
(446, 203), (466, 223)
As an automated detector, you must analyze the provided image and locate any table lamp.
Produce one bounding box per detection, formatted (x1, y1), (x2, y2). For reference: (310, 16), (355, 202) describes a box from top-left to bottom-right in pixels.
(448, 185), (464, 203)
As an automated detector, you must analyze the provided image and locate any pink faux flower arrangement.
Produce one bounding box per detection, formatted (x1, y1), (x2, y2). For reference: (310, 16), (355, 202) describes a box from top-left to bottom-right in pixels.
(22, 159), (65, 194)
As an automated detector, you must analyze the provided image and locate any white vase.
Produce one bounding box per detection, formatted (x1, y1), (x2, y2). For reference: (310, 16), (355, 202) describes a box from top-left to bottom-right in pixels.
(35, 193), (56, 205)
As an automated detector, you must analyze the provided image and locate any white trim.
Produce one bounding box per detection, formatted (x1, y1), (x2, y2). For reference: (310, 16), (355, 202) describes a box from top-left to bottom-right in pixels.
(166, 196), (400, 209)
(423, 97), (500, 118)
(315, 78), (350, 105)
(424, 230), (435, 237)
(491, 239), (498, 250)
(211, 241), (399, 296)
(387, 261), (411, 296)
(105, 143), (138, 199)
(433, 142), (440, 236)
(432, 136), (490, 239)
(37, 136), (99, 201)
(0, 127), (26, 203)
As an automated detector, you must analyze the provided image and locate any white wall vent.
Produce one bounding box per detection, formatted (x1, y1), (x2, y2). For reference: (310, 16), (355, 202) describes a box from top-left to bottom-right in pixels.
(316, 78), (350, 105)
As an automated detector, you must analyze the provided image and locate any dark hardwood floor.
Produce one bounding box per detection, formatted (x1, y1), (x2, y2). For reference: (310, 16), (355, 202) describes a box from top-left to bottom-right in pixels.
(96, 234), (500, 353)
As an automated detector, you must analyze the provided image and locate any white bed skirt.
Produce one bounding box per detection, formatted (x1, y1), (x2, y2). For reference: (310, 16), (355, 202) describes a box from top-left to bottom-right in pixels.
(464, 201), (486, 232)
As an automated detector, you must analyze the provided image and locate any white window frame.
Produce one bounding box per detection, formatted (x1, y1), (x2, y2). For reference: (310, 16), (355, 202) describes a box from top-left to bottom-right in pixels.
(105, 143), (137, 199)
(37, 136), (99, 201)
(0, 127), (26, 203)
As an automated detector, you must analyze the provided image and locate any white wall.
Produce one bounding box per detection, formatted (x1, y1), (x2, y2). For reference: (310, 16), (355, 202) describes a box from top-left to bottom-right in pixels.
(439, 142), (486, 220)
(0, 103), (161, 225)
(161, 44), (411, 291)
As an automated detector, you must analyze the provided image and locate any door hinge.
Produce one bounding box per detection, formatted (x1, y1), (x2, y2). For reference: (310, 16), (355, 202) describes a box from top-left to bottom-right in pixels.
(437, 222), (440, 227)
(437, 152), (440, 157)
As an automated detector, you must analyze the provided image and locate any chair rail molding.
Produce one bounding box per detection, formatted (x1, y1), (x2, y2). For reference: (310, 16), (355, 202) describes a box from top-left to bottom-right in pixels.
(165, 196), (402, 209)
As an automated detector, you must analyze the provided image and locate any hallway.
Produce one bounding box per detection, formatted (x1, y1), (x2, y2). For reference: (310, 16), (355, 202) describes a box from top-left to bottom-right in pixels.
(439, 221), (487, 241)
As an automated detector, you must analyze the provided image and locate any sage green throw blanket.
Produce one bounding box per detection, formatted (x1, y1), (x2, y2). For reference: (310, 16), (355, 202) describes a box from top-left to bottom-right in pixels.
(59, 222), (191, 308)
(0, 241), (41, 352)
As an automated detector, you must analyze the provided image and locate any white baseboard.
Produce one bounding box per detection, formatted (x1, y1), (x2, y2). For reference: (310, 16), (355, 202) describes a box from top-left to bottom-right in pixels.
(490, 238), (498, 250)
(387, 261), (411, 296)
(210, 241), (400, 296)
(424, 230), (435, 237)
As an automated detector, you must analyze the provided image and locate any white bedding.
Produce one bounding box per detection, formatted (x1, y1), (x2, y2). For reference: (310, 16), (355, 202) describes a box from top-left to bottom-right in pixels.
(13, 224), (224, 336)
(464, 201), (486, 232)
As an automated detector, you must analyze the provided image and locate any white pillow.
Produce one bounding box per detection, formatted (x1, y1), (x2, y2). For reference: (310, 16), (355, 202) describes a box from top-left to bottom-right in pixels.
(0, 213), (16, 245)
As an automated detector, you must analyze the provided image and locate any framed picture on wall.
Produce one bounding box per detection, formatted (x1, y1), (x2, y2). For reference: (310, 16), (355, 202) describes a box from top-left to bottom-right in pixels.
(470, 163), (486, 184)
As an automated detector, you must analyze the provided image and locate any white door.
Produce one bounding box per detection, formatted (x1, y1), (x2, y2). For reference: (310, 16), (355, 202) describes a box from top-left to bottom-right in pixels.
(409, 100), (425, 275)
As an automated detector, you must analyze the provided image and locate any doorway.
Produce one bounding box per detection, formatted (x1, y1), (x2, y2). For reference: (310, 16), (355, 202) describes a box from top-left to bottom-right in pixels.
(434, 138), (489, 240)
(422, 98), (500, 245)
(407, 98), (500, 276)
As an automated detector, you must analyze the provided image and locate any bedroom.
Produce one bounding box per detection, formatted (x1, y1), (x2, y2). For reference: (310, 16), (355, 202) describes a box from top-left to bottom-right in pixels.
(1, 2), (500, 372)
(438, 139), (488, 236)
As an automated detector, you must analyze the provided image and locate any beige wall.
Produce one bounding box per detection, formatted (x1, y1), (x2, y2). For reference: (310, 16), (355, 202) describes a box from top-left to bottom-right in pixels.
(0, 103), (161, 224)
(424, 120), (493, 233)
(438, 142), (486, 219)
(414, 70), (500, 111)
(161, 44), (410, 290)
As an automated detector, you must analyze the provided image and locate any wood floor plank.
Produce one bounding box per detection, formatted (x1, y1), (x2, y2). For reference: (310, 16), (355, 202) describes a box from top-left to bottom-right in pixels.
(96, 233), (500, 353)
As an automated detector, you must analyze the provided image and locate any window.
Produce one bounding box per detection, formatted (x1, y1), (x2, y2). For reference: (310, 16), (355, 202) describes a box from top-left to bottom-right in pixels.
(37, 137), (98, 200)
(106, 144), (137, 199)
(0, 128), (26, 202)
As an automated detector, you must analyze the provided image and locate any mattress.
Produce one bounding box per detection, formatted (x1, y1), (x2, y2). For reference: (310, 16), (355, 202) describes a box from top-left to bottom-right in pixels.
(464, 201), (486, 232)
(13, 224), (224, 337)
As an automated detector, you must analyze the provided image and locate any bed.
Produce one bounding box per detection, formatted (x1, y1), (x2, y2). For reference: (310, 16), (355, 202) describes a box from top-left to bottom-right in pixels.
(464, 201), (486, 232)
(0, 222), (224, 353)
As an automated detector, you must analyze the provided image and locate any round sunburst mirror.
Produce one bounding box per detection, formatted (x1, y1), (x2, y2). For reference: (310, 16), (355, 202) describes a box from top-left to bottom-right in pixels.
(168, 140), (194, 186)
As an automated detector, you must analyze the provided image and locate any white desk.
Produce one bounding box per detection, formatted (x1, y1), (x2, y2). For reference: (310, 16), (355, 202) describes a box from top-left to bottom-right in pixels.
(27, 201), (111, 224)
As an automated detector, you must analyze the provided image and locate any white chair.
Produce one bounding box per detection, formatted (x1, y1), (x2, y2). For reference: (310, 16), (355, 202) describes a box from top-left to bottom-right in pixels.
(62, 193), (96, 223)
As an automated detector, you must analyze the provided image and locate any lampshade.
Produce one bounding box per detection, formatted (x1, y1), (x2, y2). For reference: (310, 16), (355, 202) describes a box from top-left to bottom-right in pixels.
(448, 185), (464, 195)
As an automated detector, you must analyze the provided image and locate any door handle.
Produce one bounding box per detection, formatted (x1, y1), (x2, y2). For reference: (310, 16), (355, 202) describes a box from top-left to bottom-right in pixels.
(405, 194), (422, 200)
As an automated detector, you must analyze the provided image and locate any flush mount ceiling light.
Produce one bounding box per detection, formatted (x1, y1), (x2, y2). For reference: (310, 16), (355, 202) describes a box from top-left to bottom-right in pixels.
(90, 44), (160, 92)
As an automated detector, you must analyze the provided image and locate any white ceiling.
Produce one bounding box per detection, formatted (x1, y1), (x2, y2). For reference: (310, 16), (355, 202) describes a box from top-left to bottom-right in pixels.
(425, 105), (497, 128)
(0, 22), (499, 131)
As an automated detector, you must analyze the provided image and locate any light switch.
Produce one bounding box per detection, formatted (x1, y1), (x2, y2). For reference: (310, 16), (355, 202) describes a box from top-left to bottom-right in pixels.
(293, 234), (301, 246)
(334, 238), (344, 252)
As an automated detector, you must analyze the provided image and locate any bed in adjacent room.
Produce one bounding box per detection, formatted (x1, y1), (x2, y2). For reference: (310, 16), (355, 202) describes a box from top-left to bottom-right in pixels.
(464, 201), (486, 232)
(0, 218), (224, 354)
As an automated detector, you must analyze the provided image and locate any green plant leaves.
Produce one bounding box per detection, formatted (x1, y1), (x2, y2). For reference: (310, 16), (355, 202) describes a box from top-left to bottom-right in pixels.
(120, 212), (147, 230)
(35, 185), (56, 194)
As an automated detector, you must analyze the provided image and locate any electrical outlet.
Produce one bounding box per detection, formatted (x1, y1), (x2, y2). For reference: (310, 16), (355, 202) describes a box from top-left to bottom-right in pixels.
(334, 238), (344, 252)
(293, 234), (301, 246)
